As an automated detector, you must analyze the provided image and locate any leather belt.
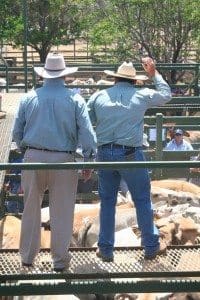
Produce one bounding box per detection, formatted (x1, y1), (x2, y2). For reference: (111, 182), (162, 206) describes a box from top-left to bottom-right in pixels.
(26, 146), (74, 154)
(99, 143), (138, 151)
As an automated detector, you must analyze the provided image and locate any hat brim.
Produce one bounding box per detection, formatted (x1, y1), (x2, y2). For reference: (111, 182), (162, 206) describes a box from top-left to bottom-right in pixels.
(104, 70), (148, 81)
(34, 67), (78, 79)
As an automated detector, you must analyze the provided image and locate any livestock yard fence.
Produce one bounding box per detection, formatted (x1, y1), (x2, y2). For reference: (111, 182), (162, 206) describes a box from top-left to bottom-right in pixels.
(0, 160), (200, 296)
(0, 61), (199, 296)
(0, 62), (199, 94)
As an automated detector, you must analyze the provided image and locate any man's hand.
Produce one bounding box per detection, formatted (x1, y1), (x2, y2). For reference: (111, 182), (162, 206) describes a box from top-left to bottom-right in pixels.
(142, 57), (158, 77)
(81, 169), (93, 182)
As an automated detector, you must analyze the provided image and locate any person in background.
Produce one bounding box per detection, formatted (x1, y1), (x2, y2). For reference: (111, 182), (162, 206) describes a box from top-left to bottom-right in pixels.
(87, 56), (172, 262)
(164, 128), (193, 151)
(12, 53), (96, 272)
(164, 128), (194, 181)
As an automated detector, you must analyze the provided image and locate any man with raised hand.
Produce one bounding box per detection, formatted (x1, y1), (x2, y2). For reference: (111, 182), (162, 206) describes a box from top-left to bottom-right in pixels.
(87, 57), (171, 262)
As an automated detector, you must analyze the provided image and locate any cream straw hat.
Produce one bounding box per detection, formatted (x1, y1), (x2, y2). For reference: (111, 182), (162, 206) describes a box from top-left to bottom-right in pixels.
(34, 53), (78, 79)
(104, 61), (148, 81)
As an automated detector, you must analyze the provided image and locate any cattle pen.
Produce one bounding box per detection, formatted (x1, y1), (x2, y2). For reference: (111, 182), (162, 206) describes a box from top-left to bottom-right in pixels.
(0, 158), (200, 296)
(0, 62), (200, 298)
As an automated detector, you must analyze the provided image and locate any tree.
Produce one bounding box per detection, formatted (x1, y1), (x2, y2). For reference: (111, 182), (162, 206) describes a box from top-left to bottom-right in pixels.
(87, 0), (200, 79)
(0, 0), (86, 63)
(0, 0), (22, 64)
(25, 0), (85, 62)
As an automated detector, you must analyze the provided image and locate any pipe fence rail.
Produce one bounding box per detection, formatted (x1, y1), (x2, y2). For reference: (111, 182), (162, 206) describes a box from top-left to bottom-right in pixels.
(0, 160), (200, 171)
(0, 162), (200, 296)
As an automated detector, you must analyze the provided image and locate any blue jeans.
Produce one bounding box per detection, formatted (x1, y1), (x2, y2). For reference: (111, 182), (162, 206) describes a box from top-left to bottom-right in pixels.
(97, 146), (159, 257)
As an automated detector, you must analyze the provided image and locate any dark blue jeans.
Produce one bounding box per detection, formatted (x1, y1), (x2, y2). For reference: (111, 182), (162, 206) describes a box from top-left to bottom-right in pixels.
(97, 146), (159, 257)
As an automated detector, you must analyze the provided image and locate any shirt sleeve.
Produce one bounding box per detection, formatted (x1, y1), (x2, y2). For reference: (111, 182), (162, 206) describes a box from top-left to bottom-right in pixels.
(75, 95), (97, 161)
(142, 73), (172, 108)
(87, 92), (98, 125)
(12, 96), (27, 150)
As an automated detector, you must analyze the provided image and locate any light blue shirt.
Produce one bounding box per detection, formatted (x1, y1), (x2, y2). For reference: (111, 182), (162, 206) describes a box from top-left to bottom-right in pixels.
(12, 78), (96, 159)
(164, 139), (193, 151)
(87, 73), (172, 146)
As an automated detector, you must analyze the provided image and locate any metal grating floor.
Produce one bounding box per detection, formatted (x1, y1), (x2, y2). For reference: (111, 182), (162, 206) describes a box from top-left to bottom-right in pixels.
(1, 245), (200, 281)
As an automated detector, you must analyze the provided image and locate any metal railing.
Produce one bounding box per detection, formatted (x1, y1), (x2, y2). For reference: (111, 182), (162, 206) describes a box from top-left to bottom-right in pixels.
(0, 161), (200, 296)
(0, 160), (200, 171)
(0, 63), (199, 94)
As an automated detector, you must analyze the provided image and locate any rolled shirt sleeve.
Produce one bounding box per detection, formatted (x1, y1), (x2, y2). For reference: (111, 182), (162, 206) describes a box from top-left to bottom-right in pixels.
(142, 73), (172, 107)
(12, 96), (27, 150)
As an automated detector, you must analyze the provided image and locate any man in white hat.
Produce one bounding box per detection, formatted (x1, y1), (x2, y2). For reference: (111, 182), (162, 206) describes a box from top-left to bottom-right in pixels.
(87, 57), (171, 262)
(12, 53), (96, 271)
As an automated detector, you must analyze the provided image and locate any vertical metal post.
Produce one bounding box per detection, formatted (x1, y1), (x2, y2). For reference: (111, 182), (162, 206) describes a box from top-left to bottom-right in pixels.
(194, 64), (199, 96)
(86, 37), (89, 61)
(22, 0), (28, 92)
(154, 113), (163, 178)
(73, 39), (76, 60)
(5, 66), (9, 93)
(32, 67), (36, 88)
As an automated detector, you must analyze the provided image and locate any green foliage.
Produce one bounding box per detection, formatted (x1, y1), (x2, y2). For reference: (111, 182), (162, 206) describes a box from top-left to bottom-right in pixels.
(21, 0), (83, 61)
(87, 0), (200, 65)
(0, 0), (199, 65)
(1, 0), (87, 62)
(0, 0), (21, 42)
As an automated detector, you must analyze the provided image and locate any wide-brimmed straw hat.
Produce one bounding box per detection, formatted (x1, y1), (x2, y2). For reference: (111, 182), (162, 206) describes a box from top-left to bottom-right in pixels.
(34, 53), (78, 79)
(104, 61), (148, 81)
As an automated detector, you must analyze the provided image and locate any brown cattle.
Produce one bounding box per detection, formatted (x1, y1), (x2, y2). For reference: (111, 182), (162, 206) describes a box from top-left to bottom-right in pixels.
(0, 215), (50, 249)
(174, 216), (199, 245)
(0, 215), (21, 248)
(156, 216), (200, 246)
(151, 180), (200, 195)
(185, 131), (200, 143)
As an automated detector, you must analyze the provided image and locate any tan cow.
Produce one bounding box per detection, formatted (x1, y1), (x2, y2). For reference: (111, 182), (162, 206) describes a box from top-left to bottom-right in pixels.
(185, 130), (200, 143)
(174, 216), (200, 245)
(0, 215), (21, 248)
(0, 215), (50, 249)
(156, 216), (200, 246)
(151, 180), (200, 195)
(151, 185), (200, 205)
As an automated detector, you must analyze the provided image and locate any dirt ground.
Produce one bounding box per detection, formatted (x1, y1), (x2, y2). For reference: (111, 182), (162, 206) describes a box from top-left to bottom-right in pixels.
(1, 40), (90, 66)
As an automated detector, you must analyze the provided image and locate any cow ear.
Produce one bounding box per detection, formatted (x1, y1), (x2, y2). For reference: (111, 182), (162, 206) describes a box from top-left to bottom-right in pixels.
(184, 131), (190, 137)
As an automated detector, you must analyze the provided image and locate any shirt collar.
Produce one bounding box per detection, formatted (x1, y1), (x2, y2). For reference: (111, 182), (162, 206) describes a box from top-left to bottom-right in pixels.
(115, 81), (134, 87)
(43, 78), (65, 86)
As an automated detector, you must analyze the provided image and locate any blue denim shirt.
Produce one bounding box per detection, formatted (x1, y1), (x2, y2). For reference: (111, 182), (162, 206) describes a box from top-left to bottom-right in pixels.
(87, 73), (171, 147)
(12, 78), (96, 159)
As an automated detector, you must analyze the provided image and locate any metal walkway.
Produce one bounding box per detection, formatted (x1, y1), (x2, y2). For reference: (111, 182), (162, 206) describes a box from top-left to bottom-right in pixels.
(0, 93), (23, 190)
(0, 246), (200, 295)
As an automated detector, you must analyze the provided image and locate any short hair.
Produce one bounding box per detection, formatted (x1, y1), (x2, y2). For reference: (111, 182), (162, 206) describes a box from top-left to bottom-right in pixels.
(115, 77), (136, 85)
